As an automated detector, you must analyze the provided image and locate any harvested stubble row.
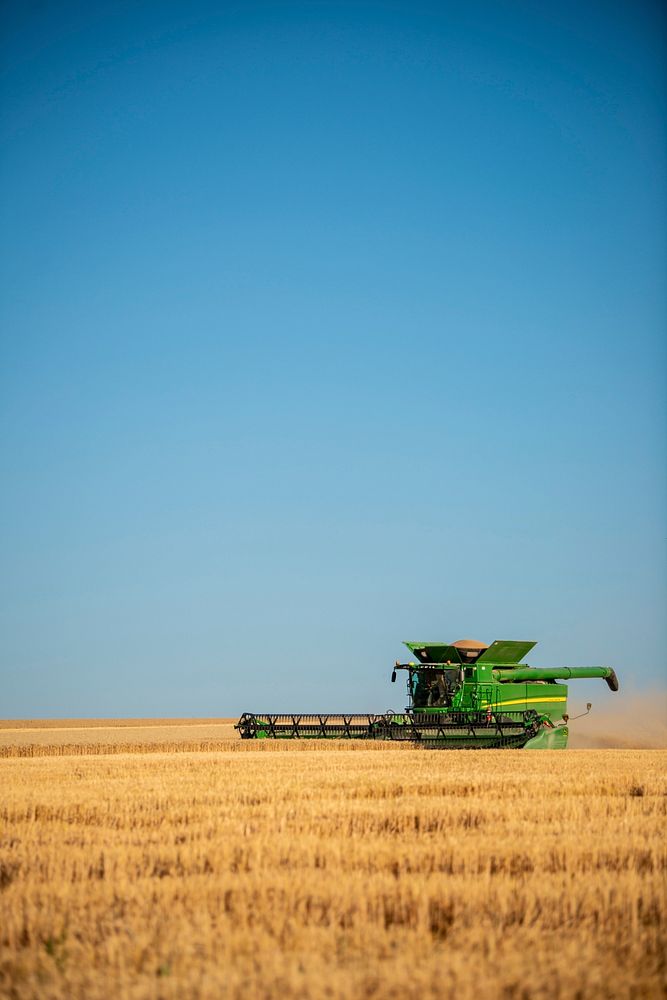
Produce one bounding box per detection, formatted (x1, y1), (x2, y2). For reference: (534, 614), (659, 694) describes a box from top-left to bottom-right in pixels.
(0, 739), (414, 757)
(0, 748), (665, 1000)
(0, 722), (239, 753)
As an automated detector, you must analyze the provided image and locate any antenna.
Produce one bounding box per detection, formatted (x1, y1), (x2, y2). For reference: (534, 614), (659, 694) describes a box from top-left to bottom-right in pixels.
(565, 702), (593, 723)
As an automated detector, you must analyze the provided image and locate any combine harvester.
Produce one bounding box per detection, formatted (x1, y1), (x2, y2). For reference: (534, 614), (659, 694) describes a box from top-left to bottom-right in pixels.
(236, 638), (619, 749)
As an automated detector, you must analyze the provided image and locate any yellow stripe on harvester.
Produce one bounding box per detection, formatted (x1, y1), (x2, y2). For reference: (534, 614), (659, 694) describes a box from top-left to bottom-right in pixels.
(480, 696), (567, 708)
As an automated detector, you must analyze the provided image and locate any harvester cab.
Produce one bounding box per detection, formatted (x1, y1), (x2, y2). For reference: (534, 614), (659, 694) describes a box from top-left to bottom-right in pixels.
(393, 639), (491, 709)
(236, 636), (619, 749)
(393, 639), (536, 708)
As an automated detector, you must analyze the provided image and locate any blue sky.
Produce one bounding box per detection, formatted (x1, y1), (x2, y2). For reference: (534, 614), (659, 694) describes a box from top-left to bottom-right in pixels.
(1, 0), (665, 717)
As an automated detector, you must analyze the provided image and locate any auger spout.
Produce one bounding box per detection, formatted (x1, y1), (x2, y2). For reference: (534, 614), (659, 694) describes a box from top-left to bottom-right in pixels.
(492, 666), (619, 691)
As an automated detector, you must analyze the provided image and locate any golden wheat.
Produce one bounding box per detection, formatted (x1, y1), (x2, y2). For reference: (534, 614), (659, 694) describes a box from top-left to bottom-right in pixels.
(0, 746), (665, 1000)
(0, 721), (239, 751)
(0, 719), (233, 730)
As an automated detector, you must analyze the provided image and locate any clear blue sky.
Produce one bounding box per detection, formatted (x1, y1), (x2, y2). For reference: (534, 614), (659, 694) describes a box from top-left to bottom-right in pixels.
(1, 0), (665, 717)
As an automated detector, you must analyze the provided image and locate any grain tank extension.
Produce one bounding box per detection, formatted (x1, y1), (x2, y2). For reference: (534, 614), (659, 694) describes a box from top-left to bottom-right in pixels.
(236, 638), (619, 749)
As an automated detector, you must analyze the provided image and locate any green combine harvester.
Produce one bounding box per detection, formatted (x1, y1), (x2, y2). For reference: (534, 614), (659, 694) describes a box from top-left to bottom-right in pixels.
(236, 638), (619, 749)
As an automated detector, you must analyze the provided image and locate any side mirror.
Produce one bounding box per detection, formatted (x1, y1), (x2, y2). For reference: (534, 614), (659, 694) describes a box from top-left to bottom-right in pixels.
(391, 670), (397, 683)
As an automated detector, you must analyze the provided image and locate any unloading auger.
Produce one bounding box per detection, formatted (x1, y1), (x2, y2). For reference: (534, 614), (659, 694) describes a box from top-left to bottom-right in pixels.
(235, 638), (619, 749)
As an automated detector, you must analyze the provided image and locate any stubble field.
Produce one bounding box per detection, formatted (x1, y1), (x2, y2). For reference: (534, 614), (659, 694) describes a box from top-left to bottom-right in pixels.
(0, 728), (665, 1000)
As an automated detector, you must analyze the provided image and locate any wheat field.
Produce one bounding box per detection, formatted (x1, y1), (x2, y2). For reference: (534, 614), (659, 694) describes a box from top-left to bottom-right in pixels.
(0, 720), (240, 756)
(0, 734), (665, 1000)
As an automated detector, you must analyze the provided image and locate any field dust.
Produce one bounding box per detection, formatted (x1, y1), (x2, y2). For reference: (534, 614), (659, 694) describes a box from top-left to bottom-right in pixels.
(568, 691), (667, 749)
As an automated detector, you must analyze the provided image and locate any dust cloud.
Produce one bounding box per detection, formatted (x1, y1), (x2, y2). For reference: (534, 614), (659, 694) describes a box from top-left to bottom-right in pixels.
(568, 690), (667, 749)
